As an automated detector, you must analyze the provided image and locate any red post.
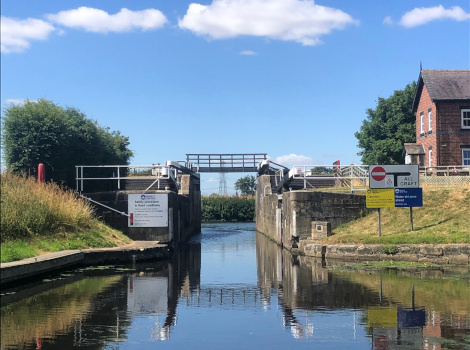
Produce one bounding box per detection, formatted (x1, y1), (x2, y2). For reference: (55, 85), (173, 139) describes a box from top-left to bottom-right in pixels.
(38, 163), (45, 183)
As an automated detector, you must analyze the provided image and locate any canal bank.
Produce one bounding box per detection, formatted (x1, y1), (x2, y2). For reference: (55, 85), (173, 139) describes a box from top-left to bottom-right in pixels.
(298, 241), (470, 265)
(0, 241), (170, 285)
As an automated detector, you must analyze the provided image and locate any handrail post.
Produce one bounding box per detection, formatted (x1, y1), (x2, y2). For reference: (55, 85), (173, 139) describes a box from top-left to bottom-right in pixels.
(117, 166), (121, 190)
(80, 166), (84, 192)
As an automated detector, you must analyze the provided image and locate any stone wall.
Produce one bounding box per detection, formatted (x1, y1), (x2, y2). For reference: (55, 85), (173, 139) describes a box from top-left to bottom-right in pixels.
(299, 242), (470, 265)
(256, 175), (372, 248)
(256, 175), (281, 244)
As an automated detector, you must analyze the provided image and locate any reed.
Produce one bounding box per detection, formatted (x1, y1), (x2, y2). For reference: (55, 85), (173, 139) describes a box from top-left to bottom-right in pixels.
(1, 172), (94, 241)
(1, 172), (131, 262)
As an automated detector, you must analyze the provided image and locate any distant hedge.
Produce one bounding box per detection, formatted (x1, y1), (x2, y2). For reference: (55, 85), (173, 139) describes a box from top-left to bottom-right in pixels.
(201, 195), (255, 222)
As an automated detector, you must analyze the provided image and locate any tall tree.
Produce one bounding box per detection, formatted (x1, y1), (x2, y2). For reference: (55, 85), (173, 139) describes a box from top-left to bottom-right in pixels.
(355, 82), (417, 165)
(2, 99), (133, 188)
(234, 175), (256, 195)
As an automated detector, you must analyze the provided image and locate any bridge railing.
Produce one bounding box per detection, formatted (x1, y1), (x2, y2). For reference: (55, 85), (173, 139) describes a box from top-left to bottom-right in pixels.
(75, 164), (177, 192)
(287, 164), (369, 192)
(186, 153), (267, 173)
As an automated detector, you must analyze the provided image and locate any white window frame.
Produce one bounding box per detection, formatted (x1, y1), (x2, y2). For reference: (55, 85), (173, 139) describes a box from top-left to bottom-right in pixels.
(463, 149), (470, 166)
(428, 149), (433, 167)
(420, 112), (424, 134)
(428, 108), (432, 131)
(462, 109), (470, 129)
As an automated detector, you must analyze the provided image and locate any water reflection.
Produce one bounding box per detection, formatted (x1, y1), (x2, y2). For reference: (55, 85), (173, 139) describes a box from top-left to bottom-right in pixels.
(1, 243), (201, 349)
(256, 231), (470, 348)
(1, 223), (469, 349)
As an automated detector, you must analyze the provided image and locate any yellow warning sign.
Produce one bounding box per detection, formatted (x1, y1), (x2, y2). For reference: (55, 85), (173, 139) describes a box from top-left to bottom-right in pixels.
(366, 188), (395, 208)
(368, 307), (398, 328)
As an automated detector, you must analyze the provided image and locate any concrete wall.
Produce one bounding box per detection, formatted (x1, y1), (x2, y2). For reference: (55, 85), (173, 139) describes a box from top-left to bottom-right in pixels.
(178, 175), (201, 243)
(85, 175), (201, 244)
(256, 175), (281, 244)
(256, 175), (373, 249)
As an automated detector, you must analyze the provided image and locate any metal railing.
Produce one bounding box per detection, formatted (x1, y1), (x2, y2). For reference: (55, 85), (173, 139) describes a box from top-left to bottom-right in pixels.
(75, 164), (177, 192)
(186, 153), (267, 173)
(289, 164), (369, 192)
(419, 165), (470, 176)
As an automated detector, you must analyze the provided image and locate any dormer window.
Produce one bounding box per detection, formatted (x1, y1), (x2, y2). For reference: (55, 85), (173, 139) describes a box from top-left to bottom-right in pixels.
(462, 109), (470, 129)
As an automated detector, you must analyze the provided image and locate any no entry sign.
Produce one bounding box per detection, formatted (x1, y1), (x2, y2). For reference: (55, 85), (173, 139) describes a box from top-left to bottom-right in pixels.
(371, 166), (386, 181)
(369, 165), (419, 189)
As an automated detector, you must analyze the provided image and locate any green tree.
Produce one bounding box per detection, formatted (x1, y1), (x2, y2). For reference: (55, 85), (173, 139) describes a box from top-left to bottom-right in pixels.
(355, 82), (417, 165)
(234, 175), (256, 195)
(310, 166), (333, 175)
(2, 99), (133, 188)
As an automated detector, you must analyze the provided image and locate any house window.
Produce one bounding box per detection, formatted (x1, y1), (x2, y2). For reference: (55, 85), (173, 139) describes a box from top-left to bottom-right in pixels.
(420, 112), (424, 134)
(462, 109), (470, 129)
(463, 149), (470, 166)
(428, 108), (432, 131)
(428, 147), (433, 167)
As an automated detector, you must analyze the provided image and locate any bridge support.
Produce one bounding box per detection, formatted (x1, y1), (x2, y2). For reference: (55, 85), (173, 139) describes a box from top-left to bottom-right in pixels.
(256, 175), (373, 249)
(84, 175), (201, 244)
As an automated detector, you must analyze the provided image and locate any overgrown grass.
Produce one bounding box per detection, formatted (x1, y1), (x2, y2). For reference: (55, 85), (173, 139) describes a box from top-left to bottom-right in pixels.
(1, 172), (131, 263)
(327, 186), (470, 244)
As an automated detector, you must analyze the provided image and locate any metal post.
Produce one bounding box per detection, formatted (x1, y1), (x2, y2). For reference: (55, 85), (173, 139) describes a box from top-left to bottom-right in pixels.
(304, 168), (306, 190)
(117, 166), (121, 190)
(410, 207), (414, 231)
(378, 208), (382, 236)
(80, 166), (84, 192)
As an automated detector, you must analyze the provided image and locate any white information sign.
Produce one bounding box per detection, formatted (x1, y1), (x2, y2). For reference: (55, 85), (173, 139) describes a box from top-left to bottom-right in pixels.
(369, 165), (419, 189)
(128, 193), (168, 227)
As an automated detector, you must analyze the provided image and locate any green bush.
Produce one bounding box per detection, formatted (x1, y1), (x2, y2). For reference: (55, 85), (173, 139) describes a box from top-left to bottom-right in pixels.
(201, 195), (255, 222)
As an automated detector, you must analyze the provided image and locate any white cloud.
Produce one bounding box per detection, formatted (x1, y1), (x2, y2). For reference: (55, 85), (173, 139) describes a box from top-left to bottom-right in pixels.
(397, 5), (470, 28)
(382, 16), (393, 25)
(240, 50), (257, 55)
(46, 7), (168, 33)
(273, 154), (316, 167)
(178, 0), (358, 46)
(1, 16), (55, 53)
(4, 99), (30, 105)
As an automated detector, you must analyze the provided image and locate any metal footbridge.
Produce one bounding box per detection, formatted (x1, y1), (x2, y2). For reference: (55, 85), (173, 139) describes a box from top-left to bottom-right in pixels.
(75, 153), (369, 194)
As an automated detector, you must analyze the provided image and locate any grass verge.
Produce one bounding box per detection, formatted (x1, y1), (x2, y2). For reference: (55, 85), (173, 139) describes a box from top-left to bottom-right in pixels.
(1, 172), (132, 263)
(327, 186), (470, 244)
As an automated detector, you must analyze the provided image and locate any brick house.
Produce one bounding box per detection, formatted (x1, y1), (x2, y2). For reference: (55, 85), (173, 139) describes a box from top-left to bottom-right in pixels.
(404, 69), (470, 168)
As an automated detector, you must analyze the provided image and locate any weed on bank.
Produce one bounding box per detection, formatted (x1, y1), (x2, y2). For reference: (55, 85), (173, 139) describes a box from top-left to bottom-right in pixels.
(1, 172), (131, 263)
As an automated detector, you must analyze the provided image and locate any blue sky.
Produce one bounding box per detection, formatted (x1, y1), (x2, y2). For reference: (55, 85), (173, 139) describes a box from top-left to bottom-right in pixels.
(1, 0), (469, 194)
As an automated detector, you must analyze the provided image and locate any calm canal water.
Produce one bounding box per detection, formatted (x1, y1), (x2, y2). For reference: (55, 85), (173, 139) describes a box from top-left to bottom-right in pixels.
(1, 222), (469, 349)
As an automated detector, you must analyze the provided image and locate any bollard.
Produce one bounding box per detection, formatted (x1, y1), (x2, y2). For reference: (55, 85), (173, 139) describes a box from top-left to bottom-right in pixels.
(38, 163), (45, 183)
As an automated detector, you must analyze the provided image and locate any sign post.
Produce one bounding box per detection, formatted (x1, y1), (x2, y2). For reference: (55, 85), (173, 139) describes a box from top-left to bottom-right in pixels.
(368, 165), (422, 235)
(378, 208), (381, 237)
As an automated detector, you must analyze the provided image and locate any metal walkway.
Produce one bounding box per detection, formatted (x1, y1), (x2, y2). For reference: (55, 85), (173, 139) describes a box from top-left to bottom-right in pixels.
(186, 153), (267, 173)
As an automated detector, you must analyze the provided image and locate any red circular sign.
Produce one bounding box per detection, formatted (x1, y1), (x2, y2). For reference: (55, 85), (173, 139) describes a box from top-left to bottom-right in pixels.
(371, 166), (386, 181)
